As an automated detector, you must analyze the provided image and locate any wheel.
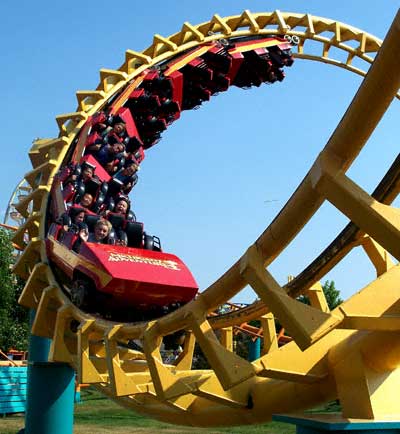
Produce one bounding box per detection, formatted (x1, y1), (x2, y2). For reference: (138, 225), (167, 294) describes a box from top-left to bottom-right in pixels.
(70, 279), (91, 309)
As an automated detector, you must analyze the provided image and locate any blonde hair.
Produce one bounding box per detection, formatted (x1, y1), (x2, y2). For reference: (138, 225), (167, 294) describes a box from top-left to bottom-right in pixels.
(95, 218), (112, 234)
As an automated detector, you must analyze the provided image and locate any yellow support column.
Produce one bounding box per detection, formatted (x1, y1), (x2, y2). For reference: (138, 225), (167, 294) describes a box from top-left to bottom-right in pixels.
(220, 327), (233, 352)
(306, 282), (330, 313)
(260, 314), (278, 355)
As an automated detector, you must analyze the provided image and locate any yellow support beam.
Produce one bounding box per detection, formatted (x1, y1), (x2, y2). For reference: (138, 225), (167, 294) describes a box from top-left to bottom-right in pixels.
(306, 282), (330, 313)
(192, 375), (250, 408)
(13, 238), (44, 280)
(175, 332), (196, 370)
(76, 90), (105, 112)
(24, 161), (58, 190)
(329, 331), (400, 419)
(240, 245), (342, 350)
(99, 68), (127, 92)
(49, 305), (75, 363)
(311, 154), (400, 261)
(260, 314), (278, 355)
(12, 213), (41, 248)
(188, 305), (255, 390)
(77, 319), (105, 384)
(29, 137), (70, 167)
(178, 22), (206, 44)
(361, 236), (395, 276)
(14, 186), (49, 217)
(104, 325), (145, 396)
(220, 327), (233, 352)
(56, 111), (88, 136)
(142, 322), (193, 401)
(31, 286), (61, 338)
(18, 263), (50, 309)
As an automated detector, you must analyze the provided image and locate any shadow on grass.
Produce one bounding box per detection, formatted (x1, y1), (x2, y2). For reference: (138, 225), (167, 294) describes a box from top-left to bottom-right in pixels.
(74, 388), (296, 433)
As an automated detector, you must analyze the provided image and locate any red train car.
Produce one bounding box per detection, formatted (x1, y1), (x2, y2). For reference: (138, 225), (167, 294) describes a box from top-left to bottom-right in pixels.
(46, 223), (198, 320)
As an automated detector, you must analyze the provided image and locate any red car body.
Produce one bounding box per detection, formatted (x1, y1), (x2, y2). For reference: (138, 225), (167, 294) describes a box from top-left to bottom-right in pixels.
(46, 225), (198, 311)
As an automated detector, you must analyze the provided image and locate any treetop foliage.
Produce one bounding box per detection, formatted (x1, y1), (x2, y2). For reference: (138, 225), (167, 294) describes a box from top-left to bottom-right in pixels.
(0, 228), (28, 351)
(322, 279), (343, 310)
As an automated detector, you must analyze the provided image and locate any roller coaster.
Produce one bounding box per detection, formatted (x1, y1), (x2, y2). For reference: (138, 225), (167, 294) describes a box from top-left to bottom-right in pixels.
(11, 9), (400, 429)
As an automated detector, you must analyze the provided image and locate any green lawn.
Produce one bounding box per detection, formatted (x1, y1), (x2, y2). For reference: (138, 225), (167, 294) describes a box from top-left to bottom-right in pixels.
(1, 388), (295, 434)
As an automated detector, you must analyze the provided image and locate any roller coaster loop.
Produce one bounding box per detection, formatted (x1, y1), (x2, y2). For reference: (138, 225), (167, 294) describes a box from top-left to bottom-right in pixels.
(12, 9), (400, 429)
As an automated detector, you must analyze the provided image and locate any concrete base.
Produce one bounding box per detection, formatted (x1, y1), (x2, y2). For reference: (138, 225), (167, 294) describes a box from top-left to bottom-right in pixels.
(273, 413), (400, 433)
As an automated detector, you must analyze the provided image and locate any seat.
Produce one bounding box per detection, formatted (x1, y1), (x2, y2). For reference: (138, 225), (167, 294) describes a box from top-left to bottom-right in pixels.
(61, 231), (79, 250)
(116, 230), (128, 246)
(62, 182), (76, 203)
(83, 177), (101, 197)
(125, 221), (144, 248)
(126, 210), (136, 222)
(48, 222), (63, 240)
(107, 212), (125, 230)
(107, 178), (124, 196)
(85, 214), (100, 232)
(106, 230), (116, 245)
(144, 233), (162, 251)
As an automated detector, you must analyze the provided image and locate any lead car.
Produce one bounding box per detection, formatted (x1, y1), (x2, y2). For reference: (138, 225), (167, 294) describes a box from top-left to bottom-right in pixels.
(46, 220), (198, 321)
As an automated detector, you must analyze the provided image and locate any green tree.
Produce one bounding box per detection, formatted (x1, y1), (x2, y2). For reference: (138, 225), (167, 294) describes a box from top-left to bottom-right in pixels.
(298, 279), (343, 310)
(322, 279), (343, 310)
(0, 228), (29, 351)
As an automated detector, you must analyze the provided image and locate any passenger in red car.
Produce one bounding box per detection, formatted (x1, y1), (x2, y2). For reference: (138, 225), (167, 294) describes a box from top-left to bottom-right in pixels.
(100, 143), (126, 174)
(103, 195), (135, 221)
(114, 196), (129, 215)
(103, 196), (132, 246)
(73, 210), (85, 225)
(85, 219), (112, 243)
(66, 209), (85, 233)
(113, 160), (139, 194)
(72, 223), (89, 253)
(59, 208), (86, 237)
(60, 163), (98, 204)
(81, 165), (95, 182)
(109, 122), (126, 137)
(79, 193), (94, 209)
(67, 164), (94, 185)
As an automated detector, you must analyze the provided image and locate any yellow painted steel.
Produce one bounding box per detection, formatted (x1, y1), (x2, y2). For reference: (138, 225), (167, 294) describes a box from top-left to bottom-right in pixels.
(12, 9), (400, 427)
(260, 314), (278, 355)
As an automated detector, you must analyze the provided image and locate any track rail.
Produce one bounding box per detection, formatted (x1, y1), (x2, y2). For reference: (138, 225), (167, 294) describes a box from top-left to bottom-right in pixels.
(13, 10), (400, 426)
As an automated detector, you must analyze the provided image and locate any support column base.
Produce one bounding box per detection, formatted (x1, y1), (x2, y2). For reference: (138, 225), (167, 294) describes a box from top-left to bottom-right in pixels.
(273, 413), (400, 433)
(25, 361), (75, 434)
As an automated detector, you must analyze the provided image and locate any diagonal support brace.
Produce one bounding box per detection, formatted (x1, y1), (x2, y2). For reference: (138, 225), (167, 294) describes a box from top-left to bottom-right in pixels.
(240, 245), (342, 350)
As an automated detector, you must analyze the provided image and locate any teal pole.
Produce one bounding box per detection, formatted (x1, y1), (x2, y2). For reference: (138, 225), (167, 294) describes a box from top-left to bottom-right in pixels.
(24, 310), (75, 434)
(248, 338), (261, 362)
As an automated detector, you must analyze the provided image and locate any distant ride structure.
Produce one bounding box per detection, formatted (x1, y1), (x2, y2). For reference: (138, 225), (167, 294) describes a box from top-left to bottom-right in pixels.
(12, 8), (400, 433)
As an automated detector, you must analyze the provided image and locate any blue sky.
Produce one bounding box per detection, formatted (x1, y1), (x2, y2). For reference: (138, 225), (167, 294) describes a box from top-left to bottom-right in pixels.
(1, 1), (399, 303)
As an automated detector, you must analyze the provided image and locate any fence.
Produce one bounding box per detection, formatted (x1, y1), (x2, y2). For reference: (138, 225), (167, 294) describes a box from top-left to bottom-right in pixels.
(0, 366), (27, 415)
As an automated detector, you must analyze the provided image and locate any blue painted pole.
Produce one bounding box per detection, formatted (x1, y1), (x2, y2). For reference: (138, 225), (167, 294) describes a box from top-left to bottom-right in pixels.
(24, 310), (75, 434)
(248, 338), (261, 362)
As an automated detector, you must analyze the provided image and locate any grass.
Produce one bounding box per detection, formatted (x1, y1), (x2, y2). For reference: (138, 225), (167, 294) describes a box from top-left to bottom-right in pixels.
(1, 388), (296, 434)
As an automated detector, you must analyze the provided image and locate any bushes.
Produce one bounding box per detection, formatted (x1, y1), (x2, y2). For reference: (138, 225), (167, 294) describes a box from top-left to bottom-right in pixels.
(0, 229), (28, 351)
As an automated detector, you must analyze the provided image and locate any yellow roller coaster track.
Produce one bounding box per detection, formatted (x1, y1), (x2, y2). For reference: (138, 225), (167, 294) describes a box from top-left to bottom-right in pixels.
(13, 10), (400, 426)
